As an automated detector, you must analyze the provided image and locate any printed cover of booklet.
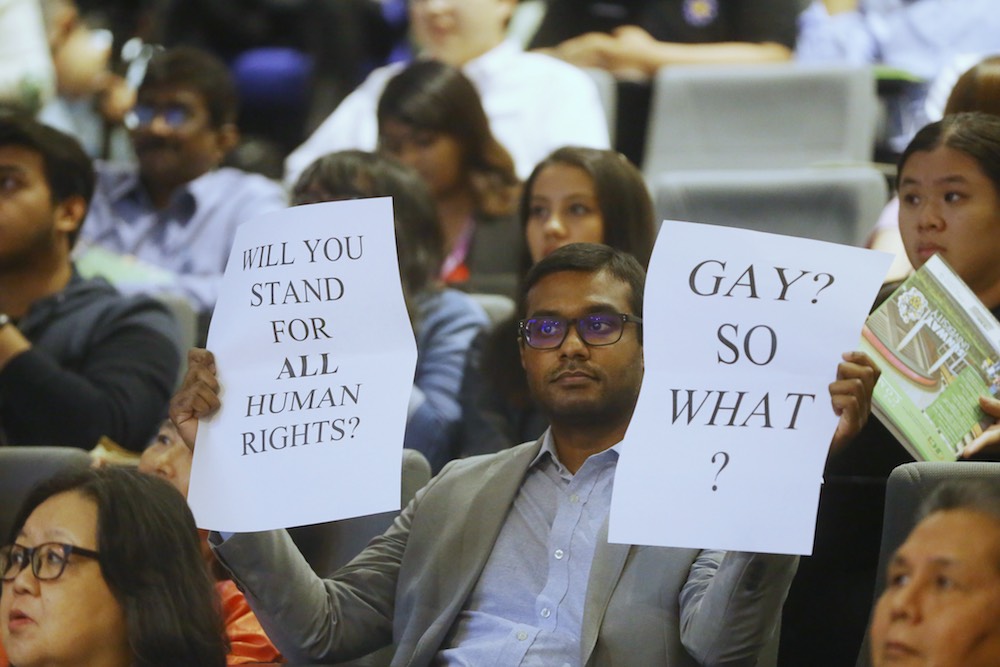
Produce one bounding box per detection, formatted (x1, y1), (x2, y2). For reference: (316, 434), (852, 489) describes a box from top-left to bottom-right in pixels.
(860, 255), (1000, 461)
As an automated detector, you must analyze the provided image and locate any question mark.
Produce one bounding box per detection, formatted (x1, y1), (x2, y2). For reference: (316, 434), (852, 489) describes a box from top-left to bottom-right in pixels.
(348, 417), (360, 438)
(811, 273), (835, 304)
(711, 451), (729, 491)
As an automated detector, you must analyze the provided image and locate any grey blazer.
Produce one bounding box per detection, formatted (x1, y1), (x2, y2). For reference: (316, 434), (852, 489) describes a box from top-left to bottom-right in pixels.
(213, 438), (798, 666)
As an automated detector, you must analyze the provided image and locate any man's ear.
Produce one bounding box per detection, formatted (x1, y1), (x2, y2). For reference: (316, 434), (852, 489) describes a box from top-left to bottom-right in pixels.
(54, 195), (87, 237)
(497, 0), (517, 27)
(518, 336), (527, 370)
(214, 122), (240, 159)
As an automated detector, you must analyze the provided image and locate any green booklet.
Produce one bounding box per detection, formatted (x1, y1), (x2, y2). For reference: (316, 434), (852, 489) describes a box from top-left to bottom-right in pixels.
(861, 255), (1000, 461)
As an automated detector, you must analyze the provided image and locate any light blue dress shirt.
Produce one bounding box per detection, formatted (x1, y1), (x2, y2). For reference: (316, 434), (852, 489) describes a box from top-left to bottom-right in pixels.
(78, 163), (287, 313)
(435, 431), (620, 667)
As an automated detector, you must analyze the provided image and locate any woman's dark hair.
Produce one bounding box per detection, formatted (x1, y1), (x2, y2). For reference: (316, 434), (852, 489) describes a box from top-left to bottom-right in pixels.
(291, 150), (444, 296)
(944, 56), (1000, 117)
(898, 112), (1000, 194)
(10, 467), (227, 667)
(376, 60), (519, 217)
(482, 149), (655, 416)
(520, 146), (657, 269)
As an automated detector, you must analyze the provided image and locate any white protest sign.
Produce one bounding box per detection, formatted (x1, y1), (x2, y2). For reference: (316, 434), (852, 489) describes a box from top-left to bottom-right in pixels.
(187, 198), (417, 532)
(609, 221), (892, 555)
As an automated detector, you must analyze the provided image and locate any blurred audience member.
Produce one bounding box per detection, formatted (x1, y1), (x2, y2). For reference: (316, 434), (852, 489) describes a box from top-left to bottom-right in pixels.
(870, 479), (1000, 667)
(530, 0), (797, 78)
(139, 420), (283, 665)
(0, 0), (55, 112)
(459, 146), (656, 457)
(797, 0), (1000, 151)
(870, 55), (1000, 281)
(781, 111), (1000, 666)
(36, 0), (133, 160)
(292, 150), (489, 471)
(0, 113), (180, 451)
(77, 47), (286, 318)
(377, 60), (521, 295)
(0, 466), (227, 667)
(284, 0), (609, 185)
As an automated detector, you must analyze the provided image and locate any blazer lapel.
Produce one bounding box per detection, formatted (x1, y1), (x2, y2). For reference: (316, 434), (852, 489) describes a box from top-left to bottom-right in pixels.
(408, 440), (543, 664)
(580, 517), (631, 665)
(454, 442), (541, 582)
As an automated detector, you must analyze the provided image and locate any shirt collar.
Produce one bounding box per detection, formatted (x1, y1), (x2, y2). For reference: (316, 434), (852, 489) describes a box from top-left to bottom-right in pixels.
(106, 165), (220, 209)
(529, 429), (622, 476)
(461, 39), (519, 85)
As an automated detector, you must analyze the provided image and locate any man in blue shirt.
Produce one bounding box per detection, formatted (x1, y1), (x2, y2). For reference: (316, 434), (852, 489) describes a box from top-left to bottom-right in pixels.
(171, 243), (879, 665)
(77, 47), (286, 319)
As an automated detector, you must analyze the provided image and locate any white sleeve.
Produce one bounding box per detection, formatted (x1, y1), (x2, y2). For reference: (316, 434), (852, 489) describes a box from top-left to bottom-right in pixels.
(0, 0), (55, 110)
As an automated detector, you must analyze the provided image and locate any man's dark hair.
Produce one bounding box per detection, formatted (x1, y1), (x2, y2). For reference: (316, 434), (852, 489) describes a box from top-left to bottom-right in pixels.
(521, 242), (646, 321)
(141, 47), (238, 127)
(0, 112), (95, 246)
(11, 467), (228, 667)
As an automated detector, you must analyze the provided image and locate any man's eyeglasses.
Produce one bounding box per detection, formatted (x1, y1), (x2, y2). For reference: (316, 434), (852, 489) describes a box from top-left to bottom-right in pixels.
(124, 103), (193, 130)
(519, 313), (642, 350)
(0, 542), (101, 582)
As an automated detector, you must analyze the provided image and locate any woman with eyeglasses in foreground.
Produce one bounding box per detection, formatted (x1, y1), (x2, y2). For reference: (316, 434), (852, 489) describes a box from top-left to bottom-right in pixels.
(0, 466), (227, 667)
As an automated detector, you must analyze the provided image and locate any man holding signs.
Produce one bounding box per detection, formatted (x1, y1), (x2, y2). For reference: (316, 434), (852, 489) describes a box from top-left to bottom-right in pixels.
(172, 242), (878, 665)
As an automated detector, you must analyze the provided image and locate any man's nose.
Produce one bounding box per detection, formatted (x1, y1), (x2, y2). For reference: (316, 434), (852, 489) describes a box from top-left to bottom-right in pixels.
(559, 322), (590, 358)
(887, 580), (924, 624)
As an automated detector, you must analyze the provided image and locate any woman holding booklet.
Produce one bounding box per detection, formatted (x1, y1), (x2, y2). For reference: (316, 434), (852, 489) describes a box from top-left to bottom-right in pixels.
(782, 111), (1000, 665)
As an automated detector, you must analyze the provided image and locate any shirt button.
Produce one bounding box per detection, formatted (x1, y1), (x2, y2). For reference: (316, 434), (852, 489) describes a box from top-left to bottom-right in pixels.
(541, 608), (551, 618)
(517, 631), (528, 641)
(569, 494), (579, 503)
(554, 549), (565, 560)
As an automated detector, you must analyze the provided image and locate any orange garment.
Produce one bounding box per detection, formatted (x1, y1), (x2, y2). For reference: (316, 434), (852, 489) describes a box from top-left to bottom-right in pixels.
(0, 633), (8, 667)
(217, 579), (284, 665)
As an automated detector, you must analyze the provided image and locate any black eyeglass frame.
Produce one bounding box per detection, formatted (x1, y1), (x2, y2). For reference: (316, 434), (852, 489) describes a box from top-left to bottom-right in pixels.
(0, 542), (102, 582)
(518, 313), (643, 350)
(123, 102), (195, 131)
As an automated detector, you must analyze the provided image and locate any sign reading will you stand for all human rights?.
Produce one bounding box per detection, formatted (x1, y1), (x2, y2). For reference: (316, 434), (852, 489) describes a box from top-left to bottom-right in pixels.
(609, 221), (893, 555)
(187, 198), (417, 532)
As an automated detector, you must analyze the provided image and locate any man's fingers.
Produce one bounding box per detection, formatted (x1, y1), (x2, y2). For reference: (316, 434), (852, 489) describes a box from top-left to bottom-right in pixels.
(828, 351), (879, 453)
(169, 348), (222, 452)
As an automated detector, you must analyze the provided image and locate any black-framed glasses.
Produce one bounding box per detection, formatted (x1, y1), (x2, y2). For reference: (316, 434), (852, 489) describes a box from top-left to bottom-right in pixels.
(519, 313), (642, 350)
(0, 542), (101, 582)
(124, 103), (193, 130)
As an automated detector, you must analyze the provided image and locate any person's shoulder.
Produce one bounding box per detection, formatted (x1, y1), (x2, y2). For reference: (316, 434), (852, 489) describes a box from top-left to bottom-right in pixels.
(424, 288), (490, 324)
(92, 160), (139, 193)
(495, 43), (594, 82)
(195, 168), (287, 207)
(436, 439), (540, 478)
(205, 167), (283, 191)
(44, 273), (180, 340)
(356, 60), (407, 91)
